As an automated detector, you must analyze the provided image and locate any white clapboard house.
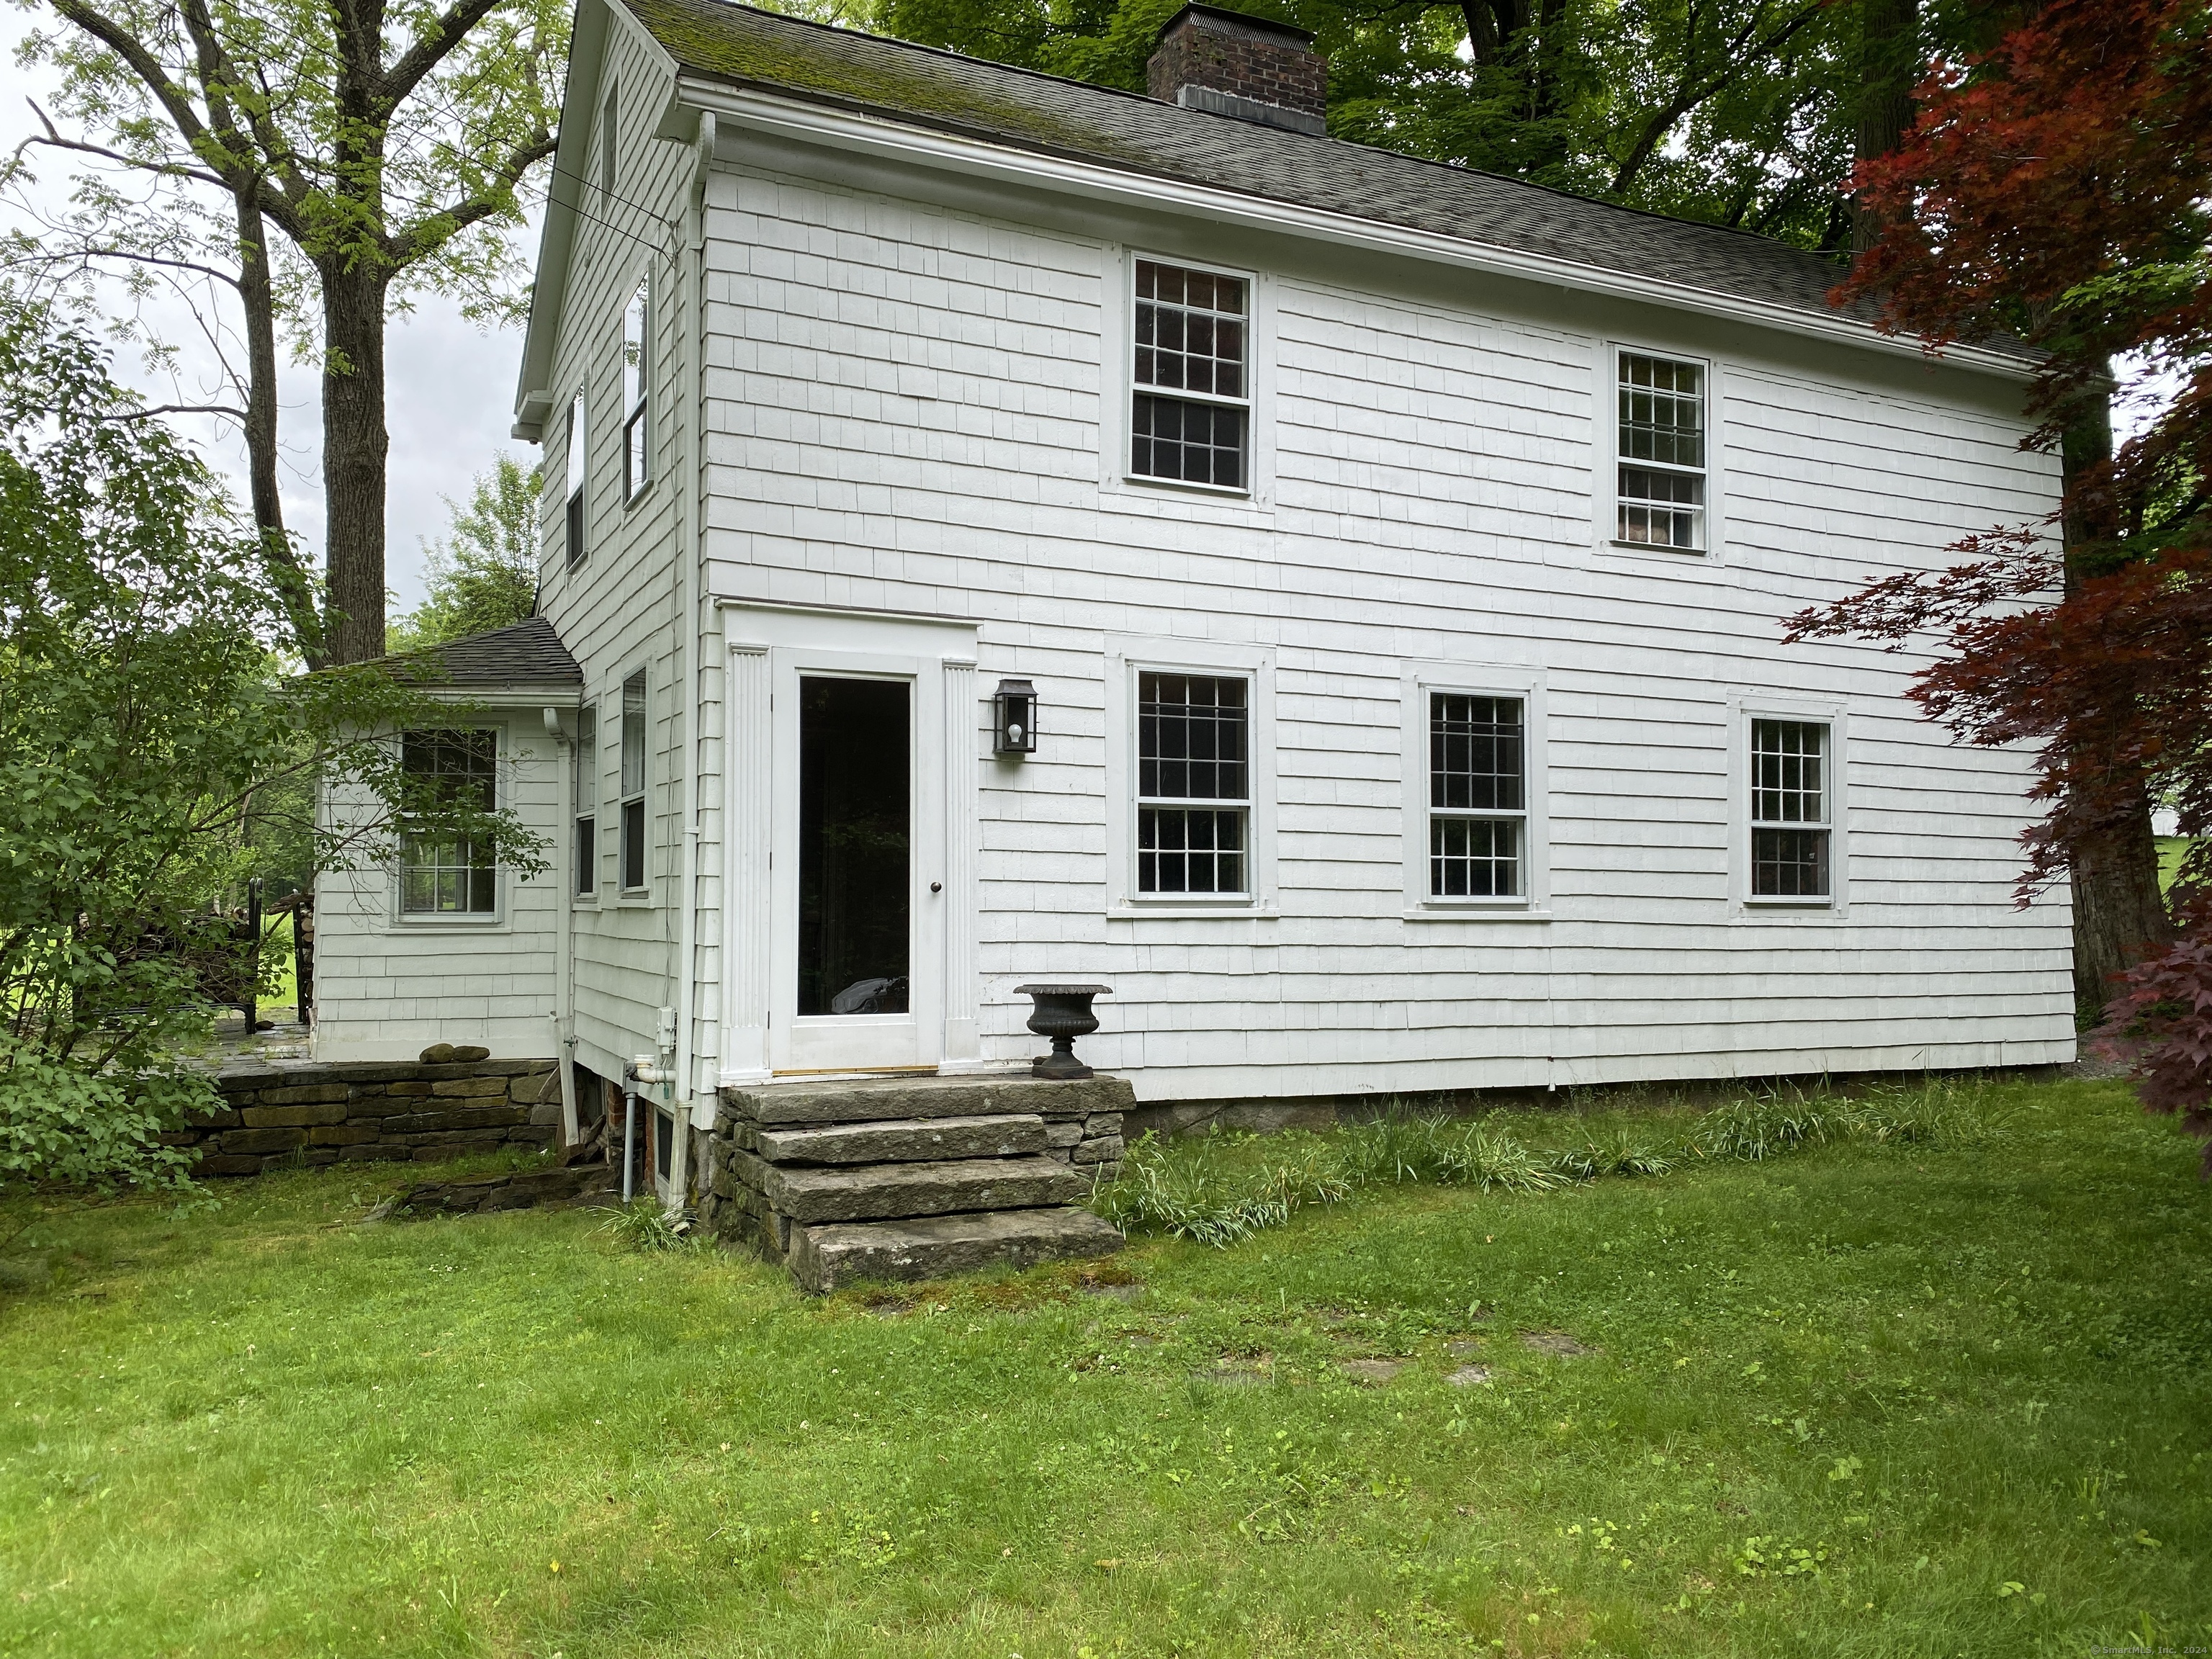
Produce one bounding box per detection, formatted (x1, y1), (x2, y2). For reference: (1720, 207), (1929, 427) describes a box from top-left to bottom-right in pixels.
(311, 0), (2075, 1202)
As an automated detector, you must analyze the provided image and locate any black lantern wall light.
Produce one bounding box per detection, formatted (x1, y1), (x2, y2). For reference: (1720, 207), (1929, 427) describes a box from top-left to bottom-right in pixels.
(992, 678), (1038, 757)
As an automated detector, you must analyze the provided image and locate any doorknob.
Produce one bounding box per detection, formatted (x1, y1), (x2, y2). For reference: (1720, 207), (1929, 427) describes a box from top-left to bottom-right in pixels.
(930, 881), (943, 893)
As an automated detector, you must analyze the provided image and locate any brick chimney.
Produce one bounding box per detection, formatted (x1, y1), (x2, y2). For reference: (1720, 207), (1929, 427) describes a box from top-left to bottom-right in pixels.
(1146, 4), (1328, 137)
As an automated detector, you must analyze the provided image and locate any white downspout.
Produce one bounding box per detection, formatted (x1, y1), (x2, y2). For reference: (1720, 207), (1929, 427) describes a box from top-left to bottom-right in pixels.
(548, 714), (578, 1146)
(671, 110), (716, 1197)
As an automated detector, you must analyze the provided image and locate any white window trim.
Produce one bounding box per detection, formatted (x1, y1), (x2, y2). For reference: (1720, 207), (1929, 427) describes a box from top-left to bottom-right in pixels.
(1728, 691), (1848, 917)
(572, 701), (599, 904)
(390, 721), (510, 930)
(621, 274), (651, 507)
(1100, 248), (1275, 511)
(563, 389), (587, 570)
(1592, 338), (1726, 568)
(1104, 636), (1276, 918)
(1401, 663), (1550, 921)
(618, 667), (649, 899)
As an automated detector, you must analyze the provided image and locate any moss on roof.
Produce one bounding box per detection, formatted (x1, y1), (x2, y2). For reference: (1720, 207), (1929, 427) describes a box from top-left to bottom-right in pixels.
(628, 0), (1162, 168)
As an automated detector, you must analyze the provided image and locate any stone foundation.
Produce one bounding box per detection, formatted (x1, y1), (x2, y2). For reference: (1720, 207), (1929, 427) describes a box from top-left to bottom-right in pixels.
(171, 1058), (563, 1176)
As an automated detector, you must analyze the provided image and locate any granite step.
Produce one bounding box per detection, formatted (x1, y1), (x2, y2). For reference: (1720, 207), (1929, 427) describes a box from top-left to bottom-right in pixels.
(788, 1206), (1125, 1294)
(762, 1154), (1092, 1224)
(729, 1072), (1133, 1126)
(757, 1112), (1048, 1166)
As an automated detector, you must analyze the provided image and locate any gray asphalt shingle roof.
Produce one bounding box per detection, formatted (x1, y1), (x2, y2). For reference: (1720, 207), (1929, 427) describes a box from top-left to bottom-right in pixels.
(390, 616), (583, 688)
(626, 0), (1914, 340)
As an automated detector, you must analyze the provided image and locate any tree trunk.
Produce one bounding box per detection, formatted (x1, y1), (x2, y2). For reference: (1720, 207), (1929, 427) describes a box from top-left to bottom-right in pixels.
(1852, 0), (1920, 254)
(320, 262), (390, 665)
(2060, 380), (2174, 1017)
(233, 186), (324, 668)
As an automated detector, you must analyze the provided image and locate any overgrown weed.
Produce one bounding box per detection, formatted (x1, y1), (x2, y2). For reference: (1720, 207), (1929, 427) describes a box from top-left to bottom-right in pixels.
(1096, 1076), (2004, 1246)
(598, 1197), (696, 1253)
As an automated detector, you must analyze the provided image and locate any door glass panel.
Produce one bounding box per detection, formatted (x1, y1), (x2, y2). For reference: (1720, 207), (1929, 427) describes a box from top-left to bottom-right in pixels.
(799, 676), (910, 1016)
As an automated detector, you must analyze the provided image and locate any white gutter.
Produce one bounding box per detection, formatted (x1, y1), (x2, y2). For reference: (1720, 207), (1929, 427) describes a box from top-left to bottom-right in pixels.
(673, 75), (2038, 385)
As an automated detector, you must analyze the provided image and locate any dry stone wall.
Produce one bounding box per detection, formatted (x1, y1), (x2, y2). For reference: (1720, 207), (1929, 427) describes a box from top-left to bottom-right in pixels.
(171, 1058), (562, 1176)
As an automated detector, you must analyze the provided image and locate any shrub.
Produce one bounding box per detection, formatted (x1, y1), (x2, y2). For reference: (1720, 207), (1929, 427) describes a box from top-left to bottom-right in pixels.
(2093, 901), (2212, 1177)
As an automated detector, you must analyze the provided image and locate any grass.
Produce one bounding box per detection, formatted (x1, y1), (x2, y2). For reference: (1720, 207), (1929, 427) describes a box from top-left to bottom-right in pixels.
(2157, 835), (2197, 894)
(0, 1074), (2208, 1656)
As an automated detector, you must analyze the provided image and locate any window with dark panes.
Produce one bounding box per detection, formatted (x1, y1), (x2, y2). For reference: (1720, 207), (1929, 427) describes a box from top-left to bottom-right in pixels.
(1429, 694), (1526, 897)
(1750, 718), (1830, 897)
(1131, 260), (1249, 490)
(572, 703), (597, 896)
(1137, 672), (1249, 895)
(399, 729), (497, 915)
(1617, 351), (1706, 551)
(564, 391), (586, 567)
(621, 280), (649, 500)
(619, 672), (647, 891)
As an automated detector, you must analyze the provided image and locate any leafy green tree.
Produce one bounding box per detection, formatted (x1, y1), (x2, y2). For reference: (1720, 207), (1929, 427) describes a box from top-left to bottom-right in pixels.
(0, 291), (544, 1190)
(7, 0), (565, 665)
(868, 0), (1957, 251)
(389, 454), (540, 654)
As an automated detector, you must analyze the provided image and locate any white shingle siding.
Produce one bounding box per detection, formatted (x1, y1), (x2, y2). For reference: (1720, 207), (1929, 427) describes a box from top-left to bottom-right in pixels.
(312, 83), (2070, 1099)
(693, 161), (2069, 1100)
(313, 725), (567, 1061)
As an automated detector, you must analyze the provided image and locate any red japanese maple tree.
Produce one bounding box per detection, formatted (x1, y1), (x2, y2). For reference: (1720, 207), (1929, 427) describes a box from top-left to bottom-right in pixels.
(1784, 0), (2212, 1166)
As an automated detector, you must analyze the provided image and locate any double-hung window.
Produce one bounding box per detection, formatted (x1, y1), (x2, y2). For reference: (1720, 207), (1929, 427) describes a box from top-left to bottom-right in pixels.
(1616, 351), (1706, 552)
(564, 392), (586, 567)
(619, 672), (647, 892)
(399, 729), (497, 917)
(1130, 260), (1249, 490)
(572, 703), (597, 897)
(1750, 718), (1830, 899)
(1429, 693), (1526, 898)
(1136, 672), (1248, 895)
(621, 280), (649, 500)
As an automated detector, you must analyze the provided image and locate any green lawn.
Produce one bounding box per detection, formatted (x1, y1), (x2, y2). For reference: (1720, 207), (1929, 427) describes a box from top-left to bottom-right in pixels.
(2158, 835), (2196, 893)
(1, 1076), (2207, 1657)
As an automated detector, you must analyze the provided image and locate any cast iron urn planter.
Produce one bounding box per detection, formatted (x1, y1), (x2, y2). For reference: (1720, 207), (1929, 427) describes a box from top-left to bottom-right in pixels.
(1015, 983), (1112, 1080)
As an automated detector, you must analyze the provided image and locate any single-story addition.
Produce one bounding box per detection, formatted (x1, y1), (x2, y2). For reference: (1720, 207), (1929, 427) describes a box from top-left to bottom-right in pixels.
(312, 0), (2074, 1268)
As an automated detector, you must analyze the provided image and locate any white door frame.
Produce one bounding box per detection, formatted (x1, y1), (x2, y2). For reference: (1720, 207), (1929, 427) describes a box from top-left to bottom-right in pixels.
(719, 601), (981, 1083)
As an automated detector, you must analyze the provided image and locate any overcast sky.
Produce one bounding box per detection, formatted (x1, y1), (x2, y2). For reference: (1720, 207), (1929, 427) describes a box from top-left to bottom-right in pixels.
(1, 12), (532, 613)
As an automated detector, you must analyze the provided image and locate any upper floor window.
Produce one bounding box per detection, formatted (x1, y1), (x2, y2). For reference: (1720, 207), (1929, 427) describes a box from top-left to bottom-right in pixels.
(1617, 351), (1705, 552)
(564, 392), (586, 567)
(572, 703), (597, 897)
(399, 729), (497, 916)
(619, 671), (647, 892)
(1131, 260), (1248, 490)
(621, 280), (649, 500)
(1750, 718), (1830, 898)
(1429, 693), (1525, 898)
(1137, 671), (1248, 894)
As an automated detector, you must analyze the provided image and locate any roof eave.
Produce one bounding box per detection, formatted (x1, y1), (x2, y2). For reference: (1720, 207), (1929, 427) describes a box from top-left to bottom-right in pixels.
(413, 681), (586, 704)
(667, 71), (2037, 383)
(514, 0), (685, 441)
